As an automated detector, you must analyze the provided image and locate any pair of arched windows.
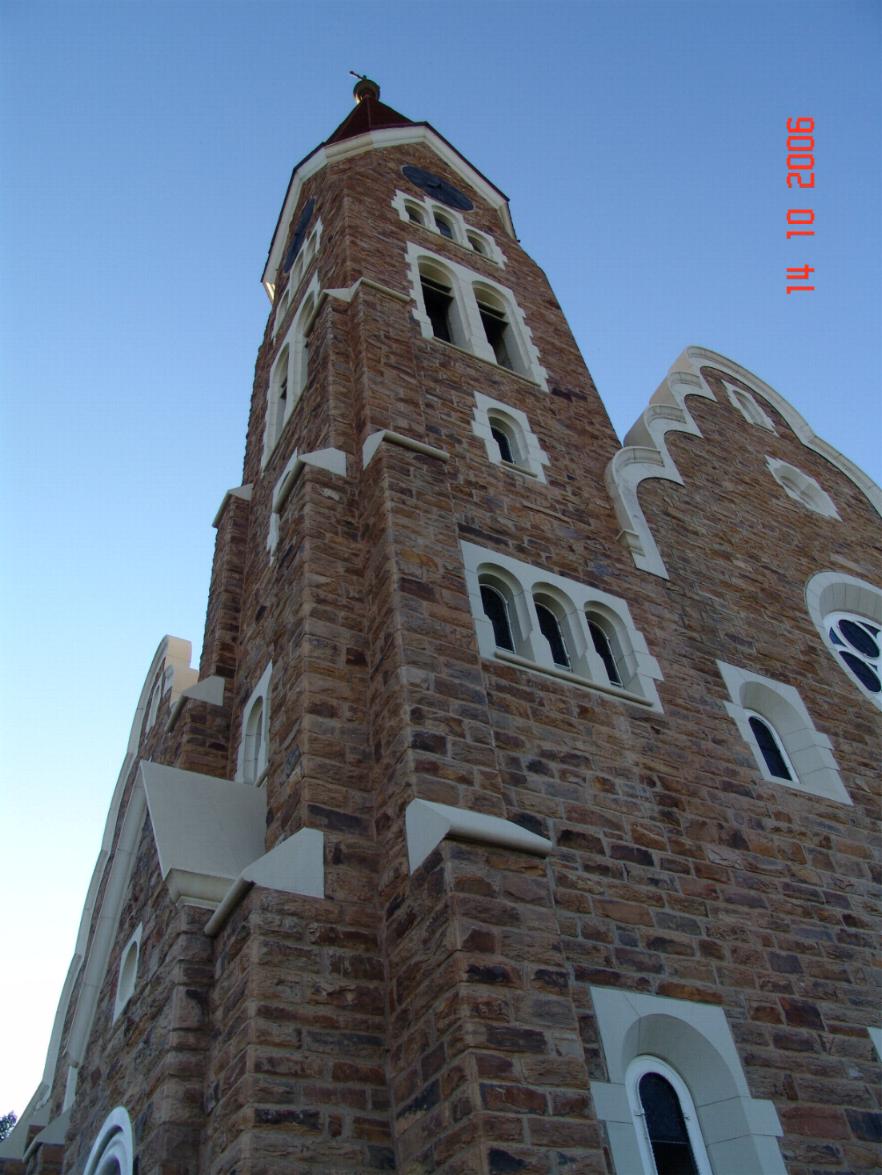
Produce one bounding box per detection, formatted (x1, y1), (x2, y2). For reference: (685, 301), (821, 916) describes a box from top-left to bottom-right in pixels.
(407, 245), (548, 389)
(263, 276), (320, 465)
(419, 260), (521, 373)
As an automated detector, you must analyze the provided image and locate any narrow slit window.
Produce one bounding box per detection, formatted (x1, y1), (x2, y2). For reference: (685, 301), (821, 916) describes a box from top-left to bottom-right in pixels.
(536, 602), (570, 668)
(589, 618), (622, 686)
(421, 276), (454, 343)
(638, 1072), (700, 1175)
(747, 713), (792, 780)
(480, 583), (514, 651)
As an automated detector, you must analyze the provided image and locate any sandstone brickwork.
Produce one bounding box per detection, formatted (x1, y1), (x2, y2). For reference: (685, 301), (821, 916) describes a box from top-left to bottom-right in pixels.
(4, 87), (879, 1175)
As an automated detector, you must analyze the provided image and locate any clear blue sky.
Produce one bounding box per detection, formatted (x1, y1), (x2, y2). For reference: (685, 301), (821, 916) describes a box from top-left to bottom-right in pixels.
(1, 0), (879, 1116)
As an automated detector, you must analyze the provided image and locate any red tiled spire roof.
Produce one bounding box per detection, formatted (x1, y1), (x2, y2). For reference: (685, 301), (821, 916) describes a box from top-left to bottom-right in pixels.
(326, 78), (415, 145)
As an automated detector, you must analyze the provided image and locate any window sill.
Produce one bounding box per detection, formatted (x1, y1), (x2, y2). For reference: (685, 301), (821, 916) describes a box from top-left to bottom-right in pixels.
(492, 649), (654, 707)
(429, 336), (544, 390)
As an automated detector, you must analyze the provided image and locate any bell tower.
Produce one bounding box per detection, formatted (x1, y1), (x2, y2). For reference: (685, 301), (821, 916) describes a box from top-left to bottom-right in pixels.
(6, 81), (879, 1175)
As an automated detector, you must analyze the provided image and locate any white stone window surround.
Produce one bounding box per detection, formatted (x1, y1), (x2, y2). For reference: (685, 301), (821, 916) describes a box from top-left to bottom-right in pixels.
(726, 381), (776, 431)
(765, 456), (839, 518)
(626, 1055), (714, 1175)
(405, 243), (548, 391)
(272, 218), (323, 338)
(471, 392), (549, 481)
(590, 986), (786, 1175)
(717, 661), (851, 804)
(262, 271), (321, 467)
(112, 924), (143, 1022)
(806, 571), (882, 711)
(83, 1106), (135, 1175)
(460, 540), (663, 711)
(236, 662), (272, 786)
(392, 190), (504, 265)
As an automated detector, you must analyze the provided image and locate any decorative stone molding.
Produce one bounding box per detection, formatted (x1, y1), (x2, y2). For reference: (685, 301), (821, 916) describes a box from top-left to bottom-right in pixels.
(167, 673), (226, 730)
(606, 346), (882, 579)
(590, 986), (786, 1175)
(267, 447), (347, 557)
(212, 482), (252, 528)
(82, 1106), (135, 1175)
(765, 456), (839, 518)
(405, 798), (552, 872)
(263, 124), (516, 298)
(717, 661), (850, 804)
(805, 571), (882, 711)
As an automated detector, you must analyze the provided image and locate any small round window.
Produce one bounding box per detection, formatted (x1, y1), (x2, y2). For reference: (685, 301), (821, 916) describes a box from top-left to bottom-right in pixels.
(827, 612), (881, 695)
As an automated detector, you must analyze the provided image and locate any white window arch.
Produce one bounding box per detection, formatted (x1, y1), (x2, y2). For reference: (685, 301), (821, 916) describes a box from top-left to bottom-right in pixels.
(472, 393), (549, 481)
(406, 243), (547, 388)
(806, 572), (882, 710)
(717, 662), (850, 804)
(765, 457), (839, 518)
(726, 382), (776, 431)
(590, 987), (786, 1175)
(237, 662), (272, 785)
(392, 190), (504, 264)
(113, 924), (142, 1022)
(626, 1055), (713, 1175)
(263, 273), (320, 465)
(462, 542), (663, 710)
(83, 1106), (135, 1175)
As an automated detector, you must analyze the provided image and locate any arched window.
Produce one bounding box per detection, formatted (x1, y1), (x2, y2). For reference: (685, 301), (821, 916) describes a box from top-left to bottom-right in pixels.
(826, 612), (881, 696)
(717, 662), (850, 804)
(475, 286), (516, 371)
(434, 211), (454, 239)
(144, 668), (164, 733)
(243, 697), (265, 784)
(627, 1057), (714, 1175)
(83, 1107), (135, 1175)
(480, 581), (515, 651)
(467, 231), (487, 255)
(726, 384), (776, 431)
(534, 593), (571, 669)
(113, 925), (142, 1022)
(587, 611), (624, 687)
(472, 395), (550, 481)
(419, 260), (461, 345)
(591, 987), (787, 1175)
(405, 201), (424, 225)
(237, 663), (272, 785)
(806, 573), (882, 711)
(263, 276), (319, 465)
(746, 712), (794, 781)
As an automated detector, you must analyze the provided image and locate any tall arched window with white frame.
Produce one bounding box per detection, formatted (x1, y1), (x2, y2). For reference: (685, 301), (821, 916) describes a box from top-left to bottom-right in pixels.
(626, 1056), (713, 1175)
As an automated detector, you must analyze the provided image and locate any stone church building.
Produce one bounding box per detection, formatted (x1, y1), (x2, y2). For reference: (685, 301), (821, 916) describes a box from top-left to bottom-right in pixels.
(2, 80), (880, 1174)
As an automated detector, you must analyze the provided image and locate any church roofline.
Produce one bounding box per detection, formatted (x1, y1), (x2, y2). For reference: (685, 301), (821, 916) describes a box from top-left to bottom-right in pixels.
(261, 121), (515, 299)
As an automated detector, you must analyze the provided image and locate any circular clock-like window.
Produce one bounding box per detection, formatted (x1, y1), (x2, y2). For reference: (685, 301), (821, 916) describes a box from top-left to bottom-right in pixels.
(402, 164), (474, 211)
(827, 612), (881, 695)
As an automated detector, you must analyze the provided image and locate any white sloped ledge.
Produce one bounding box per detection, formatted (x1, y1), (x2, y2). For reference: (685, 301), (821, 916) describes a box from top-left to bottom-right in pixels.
(405, 798), (552, 872)
(362, 429), (450, 469)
